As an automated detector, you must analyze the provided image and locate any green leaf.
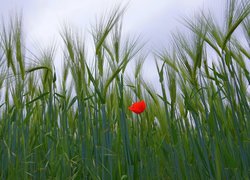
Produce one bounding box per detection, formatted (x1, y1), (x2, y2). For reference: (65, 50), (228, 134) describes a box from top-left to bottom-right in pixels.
(26, 92), (49, 105)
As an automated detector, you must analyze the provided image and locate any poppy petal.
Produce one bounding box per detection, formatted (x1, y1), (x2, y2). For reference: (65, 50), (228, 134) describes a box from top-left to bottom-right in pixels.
(128, 100), (146, 114)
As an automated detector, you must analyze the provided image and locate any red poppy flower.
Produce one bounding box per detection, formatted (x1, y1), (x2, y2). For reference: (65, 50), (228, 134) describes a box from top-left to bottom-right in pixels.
(128, 100), (146, 114)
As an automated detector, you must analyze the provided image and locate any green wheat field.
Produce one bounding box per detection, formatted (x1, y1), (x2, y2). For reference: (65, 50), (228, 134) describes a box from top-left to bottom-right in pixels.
(1, 0), (250, 179)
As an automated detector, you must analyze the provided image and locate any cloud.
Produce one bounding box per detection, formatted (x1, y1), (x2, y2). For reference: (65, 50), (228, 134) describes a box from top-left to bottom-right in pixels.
(0, 0), (225, 91)
(1, 0), (205, 42)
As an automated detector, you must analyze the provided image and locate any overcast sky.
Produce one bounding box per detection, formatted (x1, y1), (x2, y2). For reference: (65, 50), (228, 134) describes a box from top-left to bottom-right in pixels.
(0, 0), (225, 89)
(1, 0), (224, 46)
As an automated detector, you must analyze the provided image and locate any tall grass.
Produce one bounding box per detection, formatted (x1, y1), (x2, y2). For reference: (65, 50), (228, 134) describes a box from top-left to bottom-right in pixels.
(0, 0), (250, 179)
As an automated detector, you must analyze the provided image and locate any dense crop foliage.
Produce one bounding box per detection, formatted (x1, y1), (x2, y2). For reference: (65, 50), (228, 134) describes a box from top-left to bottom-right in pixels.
(0, 0), (250, 179)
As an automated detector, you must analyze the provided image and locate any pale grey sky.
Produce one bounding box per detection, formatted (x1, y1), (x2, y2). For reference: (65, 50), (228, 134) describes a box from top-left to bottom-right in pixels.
(0, 0), (226, 89)
(1, 0), (213, 45)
